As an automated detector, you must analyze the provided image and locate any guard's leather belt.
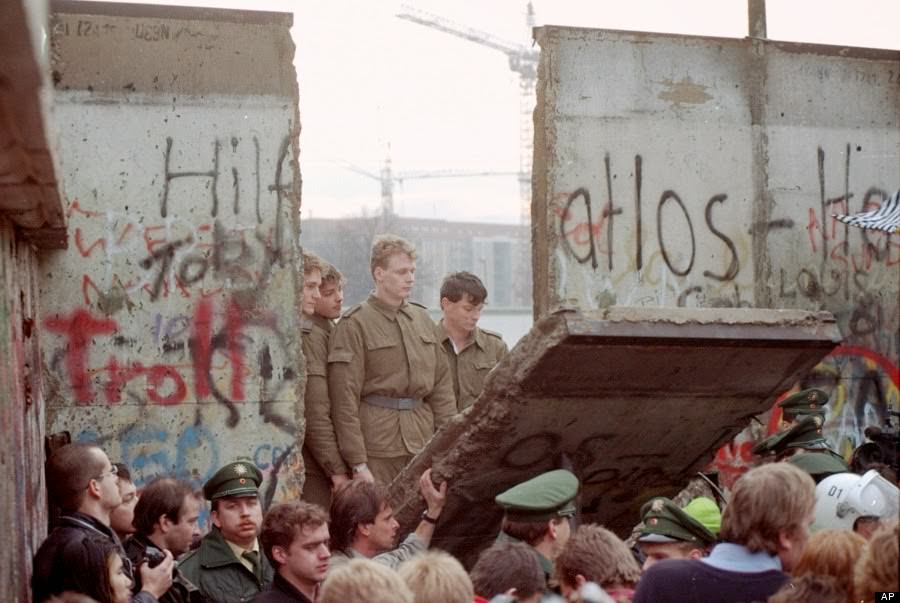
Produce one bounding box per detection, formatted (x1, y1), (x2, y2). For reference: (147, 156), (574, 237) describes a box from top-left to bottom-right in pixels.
(363, 395), (424, 410)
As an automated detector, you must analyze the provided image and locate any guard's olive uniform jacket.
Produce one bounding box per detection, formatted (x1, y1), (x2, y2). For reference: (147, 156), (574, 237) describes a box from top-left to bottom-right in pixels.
(327, 294), (456, 464)
(301, 315), (348, 479)
(435, 319), (508, 411)
(178, 526), (272, 603)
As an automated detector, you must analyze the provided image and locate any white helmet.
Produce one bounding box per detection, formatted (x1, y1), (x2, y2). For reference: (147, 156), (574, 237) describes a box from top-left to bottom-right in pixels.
(814, 470), (899, 532)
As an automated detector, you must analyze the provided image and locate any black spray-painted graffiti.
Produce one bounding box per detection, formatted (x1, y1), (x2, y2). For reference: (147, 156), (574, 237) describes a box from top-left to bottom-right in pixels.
(558, 154), (740, 281)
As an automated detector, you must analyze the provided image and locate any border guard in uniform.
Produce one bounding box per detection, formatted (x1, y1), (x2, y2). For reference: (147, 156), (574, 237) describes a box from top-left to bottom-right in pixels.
(328, 234), (456, 484)
(435, 271), (508, 412)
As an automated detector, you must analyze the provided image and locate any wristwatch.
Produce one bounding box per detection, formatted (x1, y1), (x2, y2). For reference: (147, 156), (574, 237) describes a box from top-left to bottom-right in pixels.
(421, 510), (439, 525)
(352, 463), (369, 474)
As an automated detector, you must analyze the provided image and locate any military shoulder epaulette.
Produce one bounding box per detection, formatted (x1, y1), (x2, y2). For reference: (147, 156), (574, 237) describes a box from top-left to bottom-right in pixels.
(341, 304), (363, 319)
(408, 300), (429, 310)
(301, 320), (313, 334)
(480, 327), (504, 340)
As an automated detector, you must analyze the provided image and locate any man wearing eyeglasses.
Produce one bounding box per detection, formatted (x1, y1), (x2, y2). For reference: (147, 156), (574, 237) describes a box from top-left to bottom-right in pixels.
(32, 442), (174, 603)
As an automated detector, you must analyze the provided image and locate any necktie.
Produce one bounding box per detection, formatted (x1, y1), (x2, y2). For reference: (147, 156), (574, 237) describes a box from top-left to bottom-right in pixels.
(242, 550), (261, 581)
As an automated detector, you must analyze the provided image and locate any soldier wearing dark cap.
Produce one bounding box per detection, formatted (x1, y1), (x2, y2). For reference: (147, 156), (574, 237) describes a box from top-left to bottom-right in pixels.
(637, 497), (718, 571)
(777, 388), (829, 427)
(179, 461), (273, 603)
(752, 415), (849, 472)
(495, 469), (580, 592)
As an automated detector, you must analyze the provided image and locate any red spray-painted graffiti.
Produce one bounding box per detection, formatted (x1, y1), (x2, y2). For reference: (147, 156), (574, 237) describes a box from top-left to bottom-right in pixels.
(709, 345), (899, 489)
(44, 297), (294, 417)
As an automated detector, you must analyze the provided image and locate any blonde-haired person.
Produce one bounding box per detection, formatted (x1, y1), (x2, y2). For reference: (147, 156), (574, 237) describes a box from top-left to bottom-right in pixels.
(634, 463), (816, 603)
(555, 525), (641, 602)
(328, 233), (456, 485)
(853, 520), (899, 603)
(319, 558), (413, 603)
(790, 529), (865, 602)
(397, 551), (474, 603)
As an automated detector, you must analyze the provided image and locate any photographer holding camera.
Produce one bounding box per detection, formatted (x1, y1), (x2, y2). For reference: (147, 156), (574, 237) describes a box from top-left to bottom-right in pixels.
(124, 477), (207, 603)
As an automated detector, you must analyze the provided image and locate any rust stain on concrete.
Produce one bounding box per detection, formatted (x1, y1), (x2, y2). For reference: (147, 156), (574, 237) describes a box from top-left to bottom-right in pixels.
(657, 76), (712, 106)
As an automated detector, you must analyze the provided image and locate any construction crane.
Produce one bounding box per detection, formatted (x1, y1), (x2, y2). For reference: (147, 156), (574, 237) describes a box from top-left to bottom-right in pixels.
(396, 3), (538, 226)
(344, 151), (517, 226)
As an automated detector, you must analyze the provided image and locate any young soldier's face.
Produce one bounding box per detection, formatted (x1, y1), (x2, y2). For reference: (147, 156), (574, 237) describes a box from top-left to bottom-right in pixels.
(278, 523), (331, 587)
(302, 269), (323, 317)
(441, 293), (484, 334)
(375, 253), (415, 303)
(640, 541), (700, 571)
(316, 282), (344, 319)
(212, 496), (263, 545)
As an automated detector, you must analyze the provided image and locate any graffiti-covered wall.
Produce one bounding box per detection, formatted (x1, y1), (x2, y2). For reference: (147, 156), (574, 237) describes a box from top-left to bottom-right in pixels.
(41, 2), (304, 502)
(533, 27), (899, 479)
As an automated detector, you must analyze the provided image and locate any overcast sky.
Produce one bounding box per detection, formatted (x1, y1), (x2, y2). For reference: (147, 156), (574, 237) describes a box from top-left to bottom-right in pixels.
(82, 0), (900, 223)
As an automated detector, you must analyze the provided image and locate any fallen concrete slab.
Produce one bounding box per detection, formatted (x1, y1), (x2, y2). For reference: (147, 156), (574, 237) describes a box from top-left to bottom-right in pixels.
(390, 306), (841, 565)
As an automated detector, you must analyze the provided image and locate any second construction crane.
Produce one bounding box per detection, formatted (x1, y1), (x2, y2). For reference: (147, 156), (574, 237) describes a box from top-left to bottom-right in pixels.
(396, 3), (538, 226)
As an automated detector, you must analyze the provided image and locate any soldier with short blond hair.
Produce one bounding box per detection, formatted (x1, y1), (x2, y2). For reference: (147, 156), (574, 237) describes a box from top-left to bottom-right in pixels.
(328, 234), (456, 484)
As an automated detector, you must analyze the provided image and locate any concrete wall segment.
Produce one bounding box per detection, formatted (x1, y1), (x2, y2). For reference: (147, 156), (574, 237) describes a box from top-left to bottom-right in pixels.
(1, 217), (49, 602)
(390, 307), (840, 564)
(42, 3), (304, 505)
(49, 1), (295, 98)
(533, 25), (899, 480)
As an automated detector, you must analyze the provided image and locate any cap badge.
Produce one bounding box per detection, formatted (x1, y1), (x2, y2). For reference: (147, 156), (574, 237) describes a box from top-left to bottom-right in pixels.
(651, 499), (665, 513)
(239, 478), (246, 484)
(649, 518), (658, 525)
(234, 463), (248, 476)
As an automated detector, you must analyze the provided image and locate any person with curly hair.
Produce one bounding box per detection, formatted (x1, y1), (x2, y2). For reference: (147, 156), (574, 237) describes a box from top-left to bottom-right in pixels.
(790, 529), (865, 600)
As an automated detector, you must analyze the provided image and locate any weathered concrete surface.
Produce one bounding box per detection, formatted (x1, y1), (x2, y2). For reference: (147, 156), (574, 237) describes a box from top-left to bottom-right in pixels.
(1, 2), (63, 600)
(392, 307), (841, 563)
(41, 2), (305, 505)
(1, 218), (50, 602)
(532, 27), (899, 480)
(0, 0), (66, 244)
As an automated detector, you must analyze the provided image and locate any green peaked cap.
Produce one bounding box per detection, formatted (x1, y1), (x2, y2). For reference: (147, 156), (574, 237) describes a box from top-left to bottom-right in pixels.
(495, 469), (579, 523)
(753, 415), (828, 456)
(778, 388), (829, 418)
(638, 497), (716, 546)
(203, 460), (262, 501)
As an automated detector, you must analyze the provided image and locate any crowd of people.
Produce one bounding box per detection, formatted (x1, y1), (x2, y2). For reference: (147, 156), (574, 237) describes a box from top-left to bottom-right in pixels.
(31, 234), (900, 602)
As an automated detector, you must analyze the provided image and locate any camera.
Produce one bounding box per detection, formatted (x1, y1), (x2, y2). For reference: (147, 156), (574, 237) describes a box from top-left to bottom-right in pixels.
(144, 545), (166, 569)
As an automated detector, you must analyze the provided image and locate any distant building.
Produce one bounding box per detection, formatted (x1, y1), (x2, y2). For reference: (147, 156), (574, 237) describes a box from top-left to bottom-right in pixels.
(300, 215), (532, 310)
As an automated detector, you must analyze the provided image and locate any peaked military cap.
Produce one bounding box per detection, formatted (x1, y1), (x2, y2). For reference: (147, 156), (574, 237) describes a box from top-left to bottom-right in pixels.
(753, 415), (828, 456)
(788, 451), (849, 482)
(203, 461), (263, 501)
(496, 469), (579, 523)
(778, 388), (829, 419)
(638, 497), (716, 546)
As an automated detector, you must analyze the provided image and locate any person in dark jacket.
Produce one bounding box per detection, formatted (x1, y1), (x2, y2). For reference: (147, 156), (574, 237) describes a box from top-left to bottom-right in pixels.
(124, 477), (206, 603)
(255, 502), (330, 602)
(179, 461), (273, 603)
(32, 442), (174, 603)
